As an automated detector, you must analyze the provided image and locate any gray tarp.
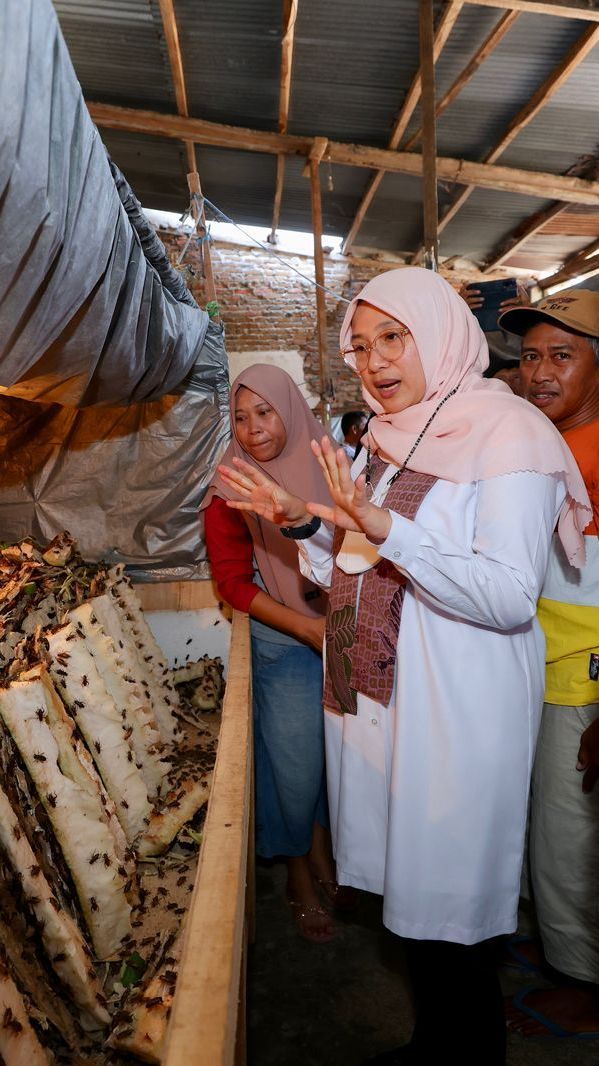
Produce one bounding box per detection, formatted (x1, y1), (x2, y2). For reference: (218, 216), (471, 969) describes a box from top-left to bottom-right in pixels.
(0, 0), (231, 578)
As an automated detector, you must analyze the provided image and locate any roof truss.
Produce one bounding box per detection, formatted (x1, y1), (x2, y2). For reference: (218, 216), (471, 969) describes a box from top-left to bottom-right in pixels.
(88, 101), (599, 207)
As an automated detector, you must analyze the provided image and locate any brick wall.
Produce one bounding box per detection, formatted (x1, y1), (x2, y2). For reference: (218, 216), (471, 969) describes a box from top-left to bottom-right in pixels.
(159, 230), (480, 416)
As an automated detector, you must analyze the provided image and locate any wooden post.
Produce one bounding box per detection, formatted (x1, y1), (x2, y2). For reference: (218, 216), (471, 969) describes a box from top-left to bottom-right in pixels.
(187, 169), (219, 320)
(308, 138), (331, 424)
(269, 0), (298, 243)
(419, 0), (439, 271)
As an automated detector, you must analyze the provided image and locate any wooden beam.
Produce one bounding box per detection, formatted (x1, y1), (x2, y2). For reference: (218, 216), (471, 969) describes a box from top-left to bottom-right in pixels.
(302, 136), (328, 177)
(157, 0), (189, 115)
(157, 0), (218, 304)
(308, 139), (331, 424)
(87, 102), (599, 204)
(483, 155), (599, 271)
(269, 0), (298, 243)
(403, 11), (520, 151)
(188, 170), (219, 313)
(420, 0), (439, 270)
(340, 0), (464, 254)
(89, 101), (311, 154)
(463, 0), (599, 21)
(436, 23), (599, 235)
(483, 201), (569, 270)
(539, 235), (599, 289)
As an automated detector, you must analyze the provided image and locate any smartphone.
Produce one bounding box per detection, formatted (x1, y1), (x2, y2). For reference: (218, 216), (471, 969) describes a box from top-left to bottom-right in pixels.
(466, 278), (518, 333)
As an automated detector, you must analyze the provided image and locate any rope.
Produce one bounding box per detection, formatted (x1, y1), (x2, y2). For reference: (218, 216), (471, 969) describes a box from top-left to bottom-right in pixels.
(178, 194), (351, 305)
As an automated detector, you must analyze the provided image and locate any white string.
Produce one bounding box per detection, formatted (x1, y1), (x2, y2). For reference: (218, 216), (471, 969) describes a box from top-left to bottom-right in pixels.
(180, 195), (352, 305)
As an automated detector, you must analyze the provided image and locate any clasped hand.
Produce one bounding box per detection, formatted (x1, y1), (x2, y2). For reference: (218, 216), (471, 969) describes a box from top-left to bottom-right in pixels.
(217, 436), (392, 544)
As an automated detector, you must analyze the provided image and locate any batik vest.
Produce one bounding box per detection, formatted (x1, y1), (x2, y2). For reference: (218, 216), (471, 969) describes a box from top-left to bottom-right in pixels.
(324, 456), (437, 715)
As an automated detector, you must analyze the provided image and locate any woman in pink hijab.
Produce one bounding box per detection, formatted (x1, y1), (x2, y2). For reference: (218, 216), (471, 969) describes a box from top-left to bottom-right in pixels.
(219, 269), (591, 1065)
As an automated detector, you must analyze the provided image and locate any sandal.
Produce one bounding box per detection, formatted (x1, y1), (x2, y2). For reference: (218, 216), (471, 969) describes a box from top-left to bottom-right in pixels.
(287, 898), (337, 943)
(314, 877), (360, 913)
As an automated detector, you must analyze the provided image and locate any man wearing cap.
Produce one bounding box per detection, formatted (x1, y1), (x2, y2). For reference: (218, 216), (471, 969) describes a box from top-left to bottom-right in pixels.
(499, 289), (599, 1038)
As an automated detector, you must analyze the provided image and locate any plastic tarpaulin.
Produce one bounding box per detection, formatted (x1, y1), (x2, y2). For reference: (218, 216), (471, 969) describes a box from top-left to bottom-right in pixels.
(0, 322), (230, 579)
(0, 0), (212, 406)
(0, 0), (231, 578)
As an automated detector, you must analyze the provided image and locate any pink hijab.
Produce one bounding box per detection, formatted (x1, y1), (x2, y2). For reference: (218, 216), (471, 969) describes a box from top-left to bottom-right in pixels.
(340, 268), (591, 565)
(202, 364), (332, 616)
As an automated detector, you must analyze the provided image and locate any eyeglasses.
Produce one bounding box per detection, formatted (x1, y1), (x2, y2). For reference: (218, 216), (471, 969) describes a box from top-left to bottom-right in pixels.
(340, 326), (411, 372)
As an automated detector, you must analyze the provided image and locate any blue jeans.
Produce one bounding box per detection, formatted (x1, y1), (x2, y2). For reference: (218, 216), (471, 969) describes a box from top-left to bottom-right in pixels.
(251, 634), (328, 858)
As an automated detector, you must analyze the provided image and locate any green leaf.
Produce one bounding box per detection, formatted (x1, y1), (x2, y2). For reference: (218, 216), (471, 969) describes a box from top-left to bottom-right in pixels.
(206, 300), (220, 319)
(121, 950), (147, 988)
(24, 583), (37, 596)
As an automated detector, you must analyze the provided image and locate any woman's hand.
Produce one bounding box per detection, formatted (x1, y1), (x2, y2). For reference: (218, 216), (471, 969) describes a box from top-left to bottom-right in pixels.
(217, 457), (310, 526)
(307, 437), (392, 545)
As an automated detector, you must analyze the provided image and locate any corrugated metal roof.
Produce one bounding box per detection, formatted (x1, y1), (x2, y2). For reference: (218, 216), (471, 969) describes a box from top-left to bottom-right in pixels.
(55, 0), (174, 110)
(53, 0), (599, 274)
(176, 0), (282, 131)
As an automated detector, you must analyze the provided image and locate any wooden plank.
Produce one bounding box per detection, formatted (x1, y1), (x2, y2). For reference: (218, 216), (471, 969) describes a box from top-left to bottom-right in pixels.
(403, 10), (520, 151)
(135, 579), (220, 612)
(163, 609), (252, 1066)
(463, 0), (599, 21)
(437, 22), (599, 235)
(87, 102), (599, 204)
(309, 138), (331, 424)
(269, 0), (299, 242)
(340, 0), (464, 254)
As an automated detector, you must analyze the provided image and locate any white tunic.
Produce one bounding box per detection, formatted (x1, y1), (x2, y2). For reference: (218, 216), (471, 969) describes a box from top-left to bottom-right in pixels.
(300, 464), (566, 945)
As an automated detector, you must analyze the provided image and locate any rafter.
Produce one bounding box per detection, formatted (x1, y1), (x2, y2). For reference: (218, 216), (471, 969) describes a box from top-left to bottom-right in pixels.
(340, 0), (464, 254)
(539, 235), (599, 289)
(403, 10), (520, 152)
(420, 0), (439, 269)
(483, 202), (570, 270)
(308, 138), (331, 417)
(87, 102), (599, 205)
(269, 0), (299, 243)
(435, 23), (599, 236)
(156, 0), (217, 305)
(483, 155), (599, 270)
(463, 0), (599, 21)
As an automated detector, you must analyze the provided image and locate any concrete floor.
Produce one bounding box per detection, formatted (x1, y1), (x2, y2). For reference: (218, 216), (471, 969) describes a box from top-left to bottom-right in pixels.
(248, 861), (599, 1066)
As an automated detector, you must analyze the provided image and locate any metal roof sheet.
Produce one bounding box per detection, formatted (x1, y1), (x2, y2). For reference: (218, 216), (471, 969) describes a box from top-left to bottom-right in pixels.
(55, 0), (174, 110)
(53, 0), (599, 275)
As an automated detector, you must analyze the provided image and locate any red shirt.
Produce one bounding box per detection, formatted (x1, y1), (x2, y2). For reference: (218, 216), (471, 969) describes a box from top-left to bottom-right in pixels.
(204, 496), (261, 613)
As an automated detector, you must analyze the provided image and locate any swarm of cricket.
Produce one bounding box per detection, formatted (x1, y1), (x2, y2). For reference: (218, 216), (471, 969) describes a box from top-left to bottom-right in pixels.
(0, 533), (225, 1064)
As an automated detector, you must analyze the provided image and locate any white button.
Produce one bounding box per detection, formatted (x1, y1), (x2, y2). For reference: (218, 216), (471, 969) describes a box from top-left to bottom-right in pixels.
(393, 551), (401, 559)
(371, 718), (378, 726)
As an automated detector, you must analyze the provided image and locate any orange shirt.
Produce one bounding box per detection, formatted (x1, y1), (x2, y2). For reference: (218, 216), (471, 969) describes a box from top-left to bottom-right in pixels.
(563, 419), (599, 535)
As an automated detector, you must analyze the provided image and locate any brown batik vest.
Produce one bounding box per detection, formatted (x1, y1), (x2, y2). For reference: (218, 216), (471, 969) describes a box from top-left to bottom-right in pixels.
(323, 456), (437, 715)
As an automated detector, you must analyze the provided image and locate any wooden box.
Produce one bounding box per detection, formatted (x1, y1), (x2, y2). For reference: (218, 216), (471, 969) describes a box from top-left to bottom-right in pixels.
(136, 581), (253, 1066)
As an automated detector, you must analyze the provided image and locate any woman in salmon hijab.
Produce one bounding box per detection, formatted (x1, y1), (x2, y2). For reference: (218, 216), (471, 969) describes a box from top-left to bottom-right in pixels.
(218, 269), (591, 1065)
(203, 364), (346, 943)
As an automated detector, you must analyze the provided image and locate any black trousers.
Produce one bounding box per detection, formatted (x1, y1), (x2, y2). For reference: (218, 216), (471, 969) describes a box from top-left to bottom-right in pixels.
(404, 938), (506, 1065)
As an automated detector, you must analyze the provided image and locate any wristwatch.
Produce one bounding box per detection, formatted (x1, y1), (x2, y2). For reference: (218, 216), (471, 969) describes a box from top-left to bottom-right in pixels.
(280, 515), (322, 540)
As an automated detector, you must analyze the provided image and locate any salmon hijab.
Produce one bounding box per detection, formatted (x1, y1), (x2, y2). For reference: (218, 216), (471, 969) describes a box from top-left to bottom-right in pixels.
(202, 364), (332, 616)
(339, 268), (591, 566)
